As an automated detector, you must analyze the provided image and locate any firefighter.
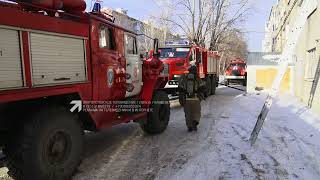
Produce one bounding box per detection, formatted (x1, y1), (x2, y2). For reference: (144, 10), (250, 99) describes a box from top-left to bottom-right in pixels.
(178, 65), (206, 132)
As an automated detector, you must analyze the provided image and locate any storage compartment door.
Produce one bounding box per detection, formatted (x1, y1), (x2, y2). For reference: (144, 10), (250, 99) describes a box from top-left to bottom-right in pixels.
(0, 28), (23, 90)
(213, 57), (217, 73)
(30, 33), (87, 86)
(207, 57), (213, 74)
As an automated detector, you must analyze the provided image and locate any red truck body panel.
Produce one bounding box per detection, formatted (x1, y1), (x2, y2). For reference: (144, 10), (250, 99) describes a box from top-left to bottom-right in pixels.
(225, 58), (247, 85)
(0, 4), (92, 102)
(225, 58), (247, 76)
(159, 44), (220, 93)
(0, 2), (164, 129)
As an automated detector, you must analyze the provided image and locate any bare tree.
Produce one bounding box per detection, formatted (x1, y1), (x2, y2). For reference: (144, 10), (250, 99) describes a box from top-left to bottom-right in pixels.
(217, 29), (248, 73)
(154, 0), (213, 45)
(208, 0), (249, 51)
(154, 0), (249, 49)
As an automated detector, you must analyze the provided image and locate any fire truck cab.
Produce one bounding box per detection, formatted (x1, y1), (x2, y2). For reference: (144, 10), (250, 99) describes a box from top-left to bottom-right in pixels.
(158, 41), (220, 104)
(0, 1), (170, 179)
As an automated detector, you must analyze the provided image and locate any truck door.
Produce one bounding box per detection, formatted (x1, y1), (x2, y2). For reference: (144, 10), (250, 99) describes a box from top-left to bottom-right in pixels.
(0, 28), (23, 90)
(124, 33), (142, 97)
(93, 23), (125, 100)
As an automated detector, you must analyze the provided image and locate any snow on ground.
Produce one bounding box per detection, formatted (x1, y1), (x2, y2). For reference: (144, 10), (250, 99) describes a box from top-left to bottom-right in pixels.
(1, 86), (320, 180)
(164, 90), (320, 180)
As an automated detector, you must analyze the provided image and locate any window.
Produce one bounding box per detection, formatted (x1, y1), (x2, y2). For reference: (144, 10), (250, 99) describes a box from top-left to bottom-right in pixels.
(99, 26), (115, 50)
(305, 48), (318, 79)
(125, 34), (137, 54)
(197, 51), (202, 63)
(229, 63), (246, 68)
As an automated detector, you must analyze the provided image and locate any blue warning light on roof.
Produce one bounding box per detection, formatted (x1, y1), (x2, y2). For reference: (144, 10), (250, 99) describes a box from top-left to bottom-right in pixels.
(165, 40), (190, 46)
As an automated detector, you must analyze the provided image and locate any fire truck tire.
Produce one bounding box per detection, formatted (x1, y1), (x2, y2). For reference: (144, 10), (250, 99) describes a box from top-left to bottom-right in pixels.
(224, 80), (230, 86)
(216, 76), (219, 87)
(211, 77), (216, 95)
(4, 106), (84, 180)
(141, 91), (170, 134)
(205, 77), (212, 97)
(243, 74), (247, 86)
(243, 79), (247, 86)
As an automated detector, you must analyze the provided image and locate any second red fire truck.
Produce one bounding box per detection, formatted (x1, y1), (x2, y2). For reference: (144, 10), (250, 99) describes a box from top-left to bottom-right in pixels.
(224, 58), (247, 86)
(158, 40), (221, 105)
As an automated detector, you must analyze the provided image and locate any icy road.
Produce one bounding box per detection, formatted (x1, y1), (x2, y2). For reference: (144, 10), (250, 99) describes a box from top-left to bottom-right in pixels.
(1, 86), (320, 180)
(74, 86), (320, 180)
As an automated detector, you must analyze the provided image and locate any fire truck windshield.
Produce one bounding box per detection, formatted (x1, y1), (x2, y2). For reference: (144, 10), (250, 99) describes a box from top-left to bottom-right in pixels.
(159, 47), (190, 59)
(230, 63), (246, 68)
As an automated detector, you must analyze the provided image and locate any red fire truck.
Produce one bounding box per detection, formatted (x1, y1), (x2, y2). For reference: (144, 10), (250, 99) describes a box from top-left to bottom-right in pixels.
(0, 1), (170, 179)
(158, 41), (220, 104)
(224, 58), (247, 86)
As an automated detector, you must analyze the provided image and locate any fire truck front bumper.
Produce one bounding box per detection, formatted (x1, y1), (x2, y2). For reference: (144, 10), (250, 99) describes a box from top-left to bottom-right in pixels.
(225, 75), (246, 80)
(165, 80), (179, 88)
(162, 80), (179, 95)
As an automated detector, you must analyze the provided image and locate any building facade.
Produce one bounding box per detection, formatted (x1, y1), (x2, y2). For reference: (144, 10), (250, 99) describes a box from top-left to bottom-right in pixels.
(262, 0), (320, 115)
(102, 7), (178, 53)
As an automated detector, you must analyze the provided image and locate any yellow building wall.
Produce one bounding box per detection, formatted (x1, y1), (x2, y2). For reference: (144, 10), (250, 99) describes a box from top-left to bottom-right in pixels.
(256, 68), (291, 93)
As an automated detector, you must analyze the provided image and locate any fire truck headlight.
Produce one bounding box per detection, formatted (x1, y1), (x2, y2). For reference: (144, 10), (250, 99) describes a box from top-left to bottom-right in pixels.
(173, 75), (182, 79)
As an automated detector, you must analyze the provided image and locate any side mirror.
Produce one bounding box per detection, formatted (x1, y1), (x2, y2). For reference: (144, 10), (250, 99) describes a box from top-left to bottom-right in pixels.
(153, 38), (159, 56)
(189, 55), (193, 62)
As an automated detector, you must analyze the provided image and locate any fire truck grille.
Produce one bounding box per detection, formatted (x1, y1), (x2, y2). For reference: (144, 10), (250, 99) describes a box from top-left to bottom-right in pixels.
(176, 62), (184, 66)
(231, 70), (241, 76)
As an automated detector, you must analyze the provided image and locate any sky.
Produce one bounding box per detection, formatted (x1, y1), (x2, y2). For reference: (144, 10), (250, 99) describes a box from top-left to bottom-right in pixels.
(243, 0), (277, 52)
(85, 0), (277, 52)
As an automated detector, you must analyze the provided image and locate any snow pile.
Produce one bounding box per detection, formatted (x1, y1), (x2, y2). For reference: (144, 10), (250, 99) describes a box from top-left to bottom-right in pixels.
(165, 93), (320, 180)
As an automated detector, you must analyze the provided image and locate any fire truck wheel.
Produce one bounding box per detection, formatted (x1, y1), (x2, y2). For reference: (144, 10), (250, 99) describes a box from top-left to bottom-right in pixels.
(205, 77), (212, 97)
(211, 77), (216, 95)
(243, 79), (247, 86)
(224, 80), (230, 86)
(243, 74), (247, 86)
(141, 91), (170, 134)
(4, 106), (84, 180)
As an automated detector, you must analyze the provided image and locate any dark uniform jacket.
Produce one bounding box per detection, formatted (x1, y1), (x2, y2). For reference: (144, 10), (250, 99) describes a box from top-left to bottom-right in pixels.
(178, 73), (206, 101)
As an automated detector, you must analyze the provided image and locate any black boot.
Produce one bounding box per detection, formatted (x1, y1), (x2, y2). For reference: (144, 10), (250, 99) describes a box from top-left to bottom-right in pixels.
(193, 126), (197, 131)
(193, 121), (199, 131)
(188, 127), (193, 132)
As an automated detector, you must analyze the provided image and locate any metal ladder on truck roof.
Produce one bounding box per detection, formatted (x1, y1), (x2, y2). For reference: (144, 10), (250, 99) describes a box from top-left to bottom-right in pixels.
(250, 0), (318, 145)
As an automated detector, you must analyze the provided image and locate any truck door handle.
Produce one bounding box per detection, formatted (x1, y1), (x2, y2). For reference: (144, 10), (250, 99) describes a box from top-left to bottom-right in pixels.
(54, 77), (71, 81)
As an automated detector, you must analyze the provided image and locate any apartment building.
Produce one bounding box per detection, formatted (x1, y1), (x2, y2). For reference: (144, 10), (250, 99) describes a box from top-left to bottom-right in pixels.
(102, 7), (178, 52)
(262, 0), (320, 114)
